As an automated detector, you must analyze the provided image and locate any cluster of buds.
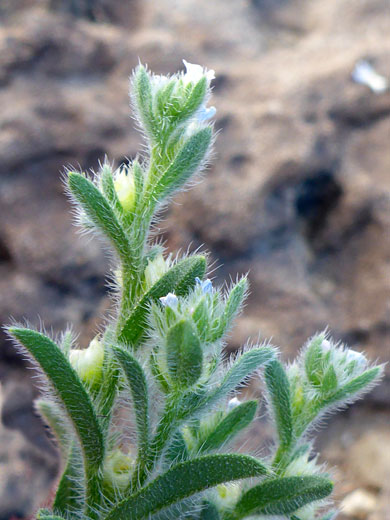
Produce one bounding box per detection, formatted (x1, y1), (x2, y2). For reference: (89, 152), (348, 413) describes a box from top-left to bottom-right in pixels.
(148, 276), (248, 392)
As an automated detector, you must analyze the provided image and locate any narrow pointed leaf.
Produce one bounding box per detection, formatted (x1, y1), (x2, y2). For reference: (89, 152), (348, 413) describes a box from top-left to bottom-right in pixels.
(164, 431), (189, 466)
(8, 328), (104, 470)
(100, 164), (122, 215)
(305, 336), (324, 386)
(320, 367), (382, 407)
(119, 255), (206, 345)
(211, 277), (248, 341)
(265, 360), (293, 451)
(166, 320), (203, 388)
(104, 454), (268, 520)
(321, 365), (338, 395)
(112, 346), (149, 458)
(153, 127), (212, 200)
(200, 400), (257, 452)
(233, 476), (333, 517)
(68, 172), (132, 265)
(35, 399), (71, 458)
(170, 77), (208, 125)
(180, 346), (275, 421)
(132, 65), (158, 142)
(54, 442), (84, 514)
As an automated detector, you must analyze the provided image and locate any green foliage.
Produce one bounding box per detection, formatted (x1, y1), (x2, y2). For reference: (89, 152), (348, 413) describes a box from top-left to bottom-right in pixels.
(265, 360), (294, 465)
(198, 400), (257, 453)
(6, 61), (383, 520)
(166, 319), (203, 389)
(112, 347), (150, 464)
(233, 476), (333, 517)
(104, 454), (267, 520)
(119, 255), (206, 346)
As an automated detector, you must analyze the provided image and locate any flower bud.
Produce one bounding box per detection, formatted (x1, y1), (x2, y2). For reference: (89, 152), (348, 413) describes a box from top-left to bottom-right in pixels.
(159, 293), (179, 308)
(114, 169), (135, 212)
(144, 254), (169, 288)
(214, 483), (241, 511)
(102, 449), (134, 492)
(69, 337), (104, 386)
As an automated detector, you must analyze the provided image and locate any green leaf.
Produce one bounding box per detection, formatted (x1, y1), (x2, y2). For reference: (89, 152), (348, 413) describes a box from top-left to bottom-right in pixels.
(53, 442), (84, 514)
(166, 320), (203, 389)
(321, 365), (338, 395)
(169, 77), (208, 125)
(211, 277), (248, 341)
(112, 347), (149, 460)
(320, 367), (382, 407)
(200, 400), (257, 453)
(67, 172), (132, 267)
(132, 65), (158, 142)
(200, 501), (221, 520)
(265, 360), (293, 452)
(35, 399), (71, 458)
(180, 346), (275, 421)
(305, 336), (325, 386)
(150, 347), (171, 393)
(152, 127), (212, 201)
(209, 347), (274, 408)
(119, 255), (206, 346)
(233, 476), (333, 517)
(164, 431), (189, 466)
(100, 163), (122, 215)
(104, 454), (268, 520)
(37, 513), (66, 520)
(8, 328), (104, 515)
(132, 160), (144, 210)
(8, 328), (104, 468)
(155, 79), (177, 119)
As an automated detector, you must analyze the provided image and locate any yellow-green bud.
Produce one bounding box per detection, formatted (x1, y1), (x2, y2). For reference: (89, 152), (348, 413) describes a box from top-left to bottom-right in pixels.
(69, 337), (104, 386)
(114, 169), (135, 212)
(102, 449), (134, 492)
(144, 253), (169, 288)
(214, 483), (241, 510)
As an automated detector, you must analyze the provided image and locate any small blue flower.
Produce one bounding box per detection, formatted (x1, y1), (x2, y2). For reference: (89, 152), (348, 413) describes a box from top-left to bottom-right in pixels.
(197, 105), (216, 122)
(195, 277), (213, 294)
(159, 293), (179, 308)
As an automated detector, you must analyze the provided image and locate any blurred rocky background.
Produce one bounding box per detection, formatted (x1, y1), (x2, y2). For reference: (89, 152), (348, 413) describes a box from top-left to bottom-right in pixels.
(0, 0), (389, 518)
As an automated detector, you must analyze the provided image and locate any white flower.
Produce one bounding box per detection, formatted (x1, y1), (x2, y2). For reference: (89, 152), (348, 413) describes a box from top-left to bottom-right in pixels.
(352, 60), (388, 94)
(321, 339), (331, 352)
(182, 59), (215, 85)
(346, 348), (366, 368)
(159, 292), (179, 308)
(227, 396), (241, 411)
(195, 276), (213, 294)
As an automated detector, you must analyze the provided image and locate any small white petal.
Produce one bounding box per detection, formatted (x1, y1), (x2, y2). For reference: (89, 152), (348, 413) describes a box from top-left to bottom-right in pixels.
(183, 59), (215, 85)
(352, 60), (388, 94)
(227, 397), (241, 411)
(346, 349), (366, 367)
(159, 293), (178, 308)
(321, 339), (331, 352)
